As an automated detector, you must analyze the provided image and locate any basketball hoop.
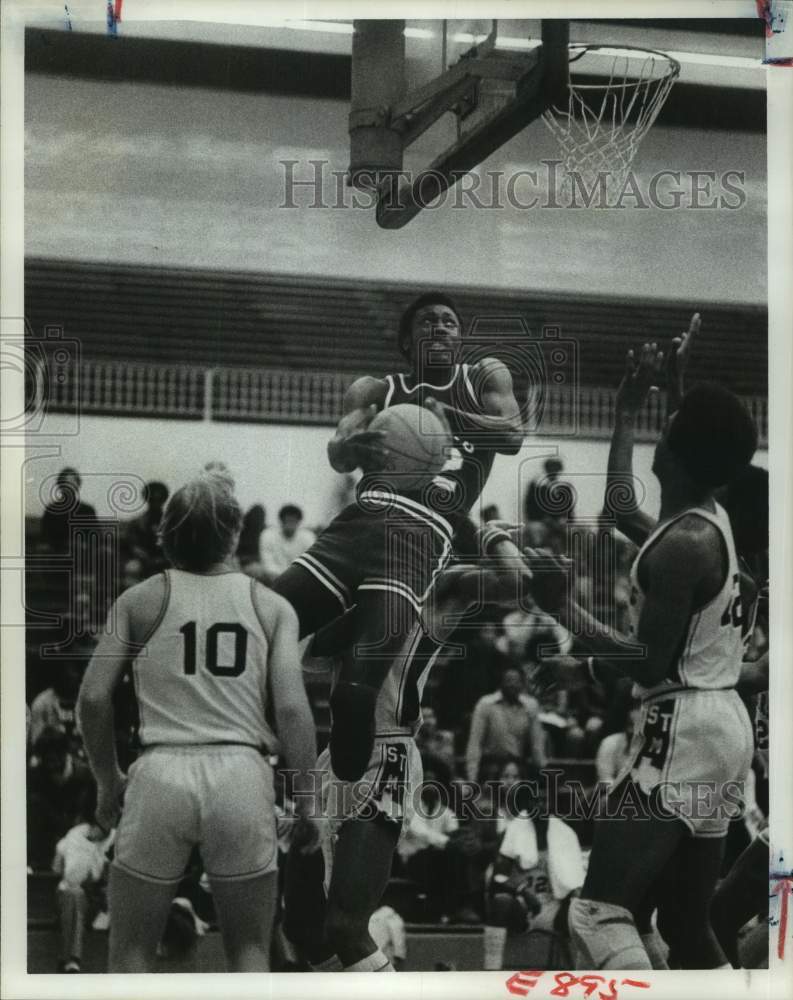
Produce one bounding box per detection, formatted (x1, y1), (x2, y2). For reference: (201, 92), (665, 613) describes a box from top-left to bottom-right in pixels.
(542, 44), (680, 192)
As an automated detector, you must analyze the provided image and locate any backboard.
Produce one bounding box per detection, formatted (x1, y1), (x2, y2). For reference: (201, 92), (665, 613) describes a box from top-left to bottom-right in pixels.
(348, 19), (570, 229)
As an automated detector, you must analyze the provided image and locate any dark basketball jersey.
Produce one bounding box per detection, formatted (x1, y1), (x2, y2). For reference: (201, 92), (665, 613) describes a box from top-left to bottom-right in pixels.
(383, 364), (496, 514)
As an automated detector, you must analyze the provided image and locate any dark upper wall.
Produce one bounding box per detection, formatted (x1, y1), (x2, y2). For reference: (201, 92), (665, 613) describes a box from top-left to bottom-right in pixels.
(25, 258), (767, 397)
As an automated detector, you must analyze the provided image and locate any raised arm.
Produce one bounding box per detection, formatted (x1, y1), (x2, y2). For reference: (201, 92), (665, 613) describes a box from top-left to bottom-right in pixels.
(327, 375), (388, 473)
(604, 343), (665, 547)
(666, 313), (700, 416)
(529, 517), (721, 689)
(433, 358), (524, 455)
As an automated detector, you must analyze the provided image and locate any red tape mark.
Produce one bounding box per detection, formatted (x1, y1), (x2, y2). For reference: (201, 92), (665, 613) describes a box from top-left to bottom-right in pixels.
(114, 0), (123, 23)
(772, 877), (793, 959)
(756, 0), (774, 38)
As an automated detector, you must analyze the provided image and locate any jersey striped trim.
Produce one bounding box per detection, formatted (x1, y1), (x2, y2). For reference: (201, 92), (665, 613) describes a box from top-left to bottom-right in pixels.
(133, 570), (172, 746)
(384, 374), (396, 408)
(358, 489), (454, 543)
(462, 363), (479, 407)
(292, 553), (353, 612)
(249, 576), (273, 644)
(398, 366), (460, 394)
(395, 623), (424, 726)
(359, 580), (423, 614)
(409, 643), (444, 727)
(139, 570), (171, 646)
(678, 610), (702, 686)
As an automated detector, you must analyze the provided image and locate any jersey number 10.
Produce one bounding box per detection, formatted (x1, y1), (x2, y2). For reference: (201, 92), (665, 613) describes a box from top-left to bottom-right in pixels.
(179, 622), (248, 677)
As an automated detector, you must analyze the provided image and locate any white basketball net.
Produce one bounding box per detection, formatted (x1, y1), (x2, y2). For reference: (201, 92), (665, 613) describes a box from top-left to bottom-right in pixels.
(542, 45), (681, 192)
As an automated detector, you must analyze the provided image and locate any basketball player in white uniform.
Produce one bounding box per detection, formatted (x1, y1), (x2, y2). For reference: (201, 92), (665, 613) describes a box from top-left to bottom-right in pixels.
(78, 466), (324, 972)
(527, 327), (758, 970)
(273, 292), (524, 785)
(283, 517), (530, 973)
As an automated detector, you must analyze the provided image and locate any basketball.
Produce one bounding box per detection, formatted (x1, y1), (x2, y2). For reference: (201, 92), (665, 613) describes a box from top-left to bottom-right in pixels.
(368, 403), (450, 489)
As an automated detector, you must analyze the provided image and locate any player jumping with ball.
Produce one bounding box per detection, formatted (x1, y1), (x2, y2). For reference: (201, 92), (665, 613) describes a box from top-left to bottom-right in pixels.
(273, 292), (524, 784)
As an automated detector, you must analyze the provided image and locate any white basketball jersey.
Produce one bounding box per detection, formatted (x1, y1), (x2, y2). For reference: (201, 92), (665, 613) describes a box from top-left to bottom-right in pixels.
(627, 502), (744, 697)
(133, 569), (277, 749)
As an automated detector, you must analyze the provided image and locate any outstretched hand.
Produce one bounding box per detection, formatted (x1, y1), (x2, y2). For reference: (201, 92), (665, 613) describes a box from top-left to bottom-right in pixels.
(342, 404), (388, 470)
(666, 312), (700, 412)
(529, 655), (587, 697)
(615, 342), (665, 415)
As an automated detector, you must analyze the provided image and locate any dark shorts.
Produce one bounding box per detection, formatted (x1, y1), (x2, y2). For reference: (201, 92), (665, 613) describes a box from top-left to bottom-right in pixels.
(274, 488), (454, 631)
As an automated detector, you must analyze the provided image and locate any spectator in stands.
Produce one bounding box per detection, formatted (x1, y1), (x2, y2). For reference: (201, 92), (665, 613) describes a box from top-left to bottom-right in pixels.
(40, 468), (97, 554)
(499, 606), (569, 674)
(396, 755), (464, 922)
(52, 819), (113, 973)
(434, 620), (510, 735)
(236, 504), (267, 576)
(446, 754), (502, 923)
(595, 698), (642, 789)
(259, 504), (316, 585)
(27, 728), (96, 870)
(415, 703), (456, 773)
(465, 668), (547, 781)
(123, 481), (169, 577)
(29, 648), (92, 755)
(121, 557), (145, 592)
(482, 759), (586, 970)
(523, 458), (575, 528)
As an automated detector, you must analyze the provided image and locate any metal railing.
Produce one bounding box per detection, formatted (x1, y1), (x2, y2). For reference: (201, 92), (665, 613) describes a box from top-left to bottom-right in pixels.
(36, 359), (768, 445)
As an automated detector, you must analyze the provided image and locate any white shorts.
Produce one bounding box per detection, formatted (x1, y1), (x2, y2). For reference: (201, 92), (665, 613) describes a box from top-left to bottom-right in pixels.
(114, 745), (278, 884)
(318, 733), (423, 892)
(616, 688), (754, 838)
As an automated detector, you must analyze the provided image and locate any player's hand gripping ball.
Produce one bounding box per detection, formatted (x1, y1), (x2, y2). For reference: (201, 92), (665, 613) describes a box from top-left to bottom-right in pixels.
(367, 403), (451, 491)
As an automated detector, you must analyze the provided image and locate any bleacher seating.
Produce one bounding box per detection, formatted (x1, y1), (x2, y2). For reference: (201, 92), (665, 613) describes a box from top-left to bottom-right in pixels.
(26, 258), (767, 396)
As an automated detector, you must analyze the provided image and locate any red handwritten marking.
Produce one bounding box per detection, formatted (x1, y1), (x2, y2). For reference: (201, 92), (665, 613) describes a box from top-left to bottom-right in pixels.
(508, 973), (652, 999)
(506, 971), (545, 996)
(772, 877), (793, 959)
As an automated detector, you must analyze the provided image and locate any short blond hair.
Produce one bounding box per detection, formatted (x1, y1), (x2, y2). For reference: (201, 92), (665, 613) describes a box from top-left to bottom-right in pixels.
(160, 463), (242, 571)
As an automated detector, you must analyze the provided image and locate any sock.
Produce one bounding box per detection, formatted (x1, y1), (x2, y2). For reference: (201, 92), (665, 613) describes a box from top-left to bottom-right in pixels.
(483, 925), (508, 970)
(641, 929), (670, 970)
(343, 948), (394, 972)
(310, 954), (344, 972)
(568, 898), (651, 970)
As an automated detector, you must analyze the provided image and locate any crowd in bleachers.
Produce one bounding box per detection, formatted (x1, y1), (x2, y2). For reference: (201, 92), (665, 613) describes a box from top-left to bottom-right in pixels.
(23, 460), (697, 969)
